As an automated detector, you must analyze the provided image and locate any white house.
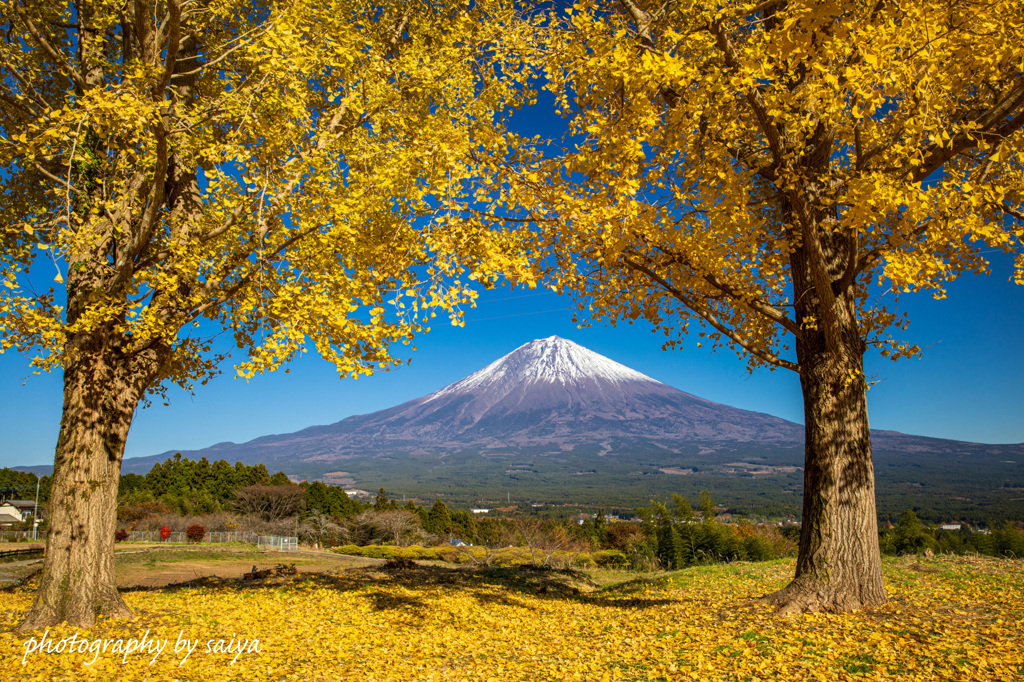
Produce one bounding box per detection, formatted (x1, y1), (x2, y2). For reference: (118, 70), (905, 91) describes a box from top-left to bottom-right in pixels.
(0, 503), (24, 526)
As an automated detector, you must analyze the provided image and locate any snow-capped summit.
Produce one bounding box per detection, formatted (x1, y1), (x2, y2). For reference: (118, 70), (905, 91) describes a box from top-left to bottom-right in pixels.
(425, 336), (661, 404)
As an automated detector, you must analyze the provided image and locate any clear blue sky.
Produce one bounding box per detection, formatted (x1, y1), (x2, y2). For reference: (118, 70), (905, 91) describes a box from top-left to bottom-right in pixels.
(1, 249), (1022, 469)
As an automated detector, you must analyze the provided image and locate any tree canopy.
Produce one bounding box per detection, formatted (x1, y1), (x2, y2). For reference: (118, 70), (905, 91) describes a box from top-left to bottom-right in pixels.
(507, 0), (1023, 370)
(0, 0), (533, 388)
(494, 0), (1024, 613)
(0, 0), (535, 630)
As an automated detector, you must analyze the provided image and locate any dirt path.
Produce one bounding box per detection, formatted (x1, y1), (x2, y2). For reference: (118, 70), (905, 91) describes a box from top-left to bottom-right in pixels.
(0, 545), (383, 589)
(113, 547), (382, 589)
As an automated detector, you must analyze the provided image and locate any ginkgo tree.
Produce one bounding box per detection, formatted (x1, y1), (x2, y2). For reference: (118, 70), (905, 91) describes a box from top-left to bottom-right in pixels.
(0, 0), (533, 630)
(502, 0), (1024, 613)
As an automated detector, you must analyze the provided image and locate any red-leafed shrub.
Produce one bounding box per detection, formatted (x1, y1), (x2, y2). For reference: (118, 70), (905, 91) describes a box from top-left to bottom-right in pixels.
(159, 525), (172, 541)
(186, 524), (206, 543)
(114, 529), (128, 542)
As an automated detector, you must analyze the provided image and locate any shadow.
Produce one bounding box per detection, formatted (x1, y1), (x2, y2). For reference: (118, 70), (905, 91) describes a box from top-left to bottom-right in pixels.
(121, 562), (681, 611)
(364, 589), (428, 612)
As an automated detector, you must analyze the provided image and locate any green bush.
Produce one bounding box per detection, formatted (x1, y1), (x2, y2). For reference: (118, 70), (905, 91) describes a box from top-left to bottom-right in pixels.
(333, 544), (364, 556)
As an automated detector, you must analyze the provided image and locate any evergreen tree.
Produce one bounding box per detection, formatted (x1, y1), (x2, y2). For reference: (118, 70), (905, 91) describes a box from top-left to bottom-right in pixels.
(893, 510), (934, 555)
(427, 499), (453, 536)
(269, 471), (292, 486)
(374, 488), (394, 511)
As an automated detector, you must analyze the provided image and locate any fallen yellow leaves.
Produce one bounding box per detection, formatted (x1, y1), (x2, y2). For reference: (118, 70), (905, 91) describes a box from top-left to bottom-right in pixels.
(2, 555), (1022, 680)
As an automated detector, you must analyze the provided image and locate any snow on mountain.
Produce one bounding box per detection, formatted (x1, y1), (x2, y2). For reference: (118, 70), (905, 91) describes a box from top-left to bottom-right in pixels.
(424, 336), (662, 403)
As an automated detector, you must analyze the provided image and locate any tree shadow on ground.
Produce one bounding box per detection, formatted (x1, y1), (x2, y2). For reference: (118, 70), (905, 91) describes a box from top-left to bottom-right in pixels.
(119, 561), (680, 615)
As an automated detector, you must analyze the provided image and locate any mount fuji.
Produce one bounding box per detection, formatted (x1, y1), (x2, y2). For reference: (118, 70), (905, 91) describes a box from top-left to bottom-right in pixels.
(116, 336), (1023, 519)
(126, 336), (804, 472)
(324, 335), (804, 446)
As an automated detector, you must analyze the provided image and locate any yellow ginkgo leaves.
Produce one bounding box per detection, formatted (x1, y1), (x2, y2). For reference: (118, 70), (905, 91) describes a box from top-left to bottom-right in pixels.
(2, 555), (1022, 681)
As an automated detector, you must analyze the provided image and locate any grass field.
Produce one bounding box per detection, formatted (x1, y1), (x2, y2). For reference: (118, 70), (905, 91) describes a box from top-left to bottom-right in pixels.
(2, 553), (1022, 680)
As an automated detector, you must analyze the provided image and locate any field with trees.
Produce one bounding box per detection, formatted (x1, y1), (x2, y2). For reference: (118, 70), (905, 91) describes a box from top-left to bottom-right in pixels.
(1, 1), (1022, 678)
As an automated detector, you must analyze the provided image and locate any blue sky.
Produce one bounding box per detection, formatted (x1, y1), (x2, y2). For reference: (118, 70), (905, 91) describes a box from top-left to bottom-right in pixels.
(2, 247), (1022, 469)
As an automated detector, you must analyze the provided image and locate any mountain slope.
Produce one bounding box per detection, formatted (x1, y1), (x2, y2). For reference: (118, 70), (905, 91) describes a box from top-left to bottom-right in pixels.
(325, 336), (802, 445)
(125, 336), (808, 471)
(40, 335), (1020, 519)
(114, 337), (1022, 506)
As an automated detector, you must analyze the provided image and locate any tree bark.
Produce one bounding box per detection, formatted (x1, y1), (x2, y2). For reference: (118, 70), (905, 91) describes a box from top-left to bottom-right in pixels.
(18, 332), (160, 632)
(766, 326), (887, 614)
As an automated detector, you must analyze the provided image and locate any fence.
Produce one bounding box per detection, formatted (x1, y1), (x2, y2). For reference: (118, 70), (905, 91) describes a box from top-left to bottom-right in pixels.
(123, 530), (296, 550)
(0, 530), (44, 542)
(258, 535), (298, 552)
(203, 531), (259, 544)
(124, 530), (259, 544)
(125, 530), (188, 543)
(3, 528), (298, 550)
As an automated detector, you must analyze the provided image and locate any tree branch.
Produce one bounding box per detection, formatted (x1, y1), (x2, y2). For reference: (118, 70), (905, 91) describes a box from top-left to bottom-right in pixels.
(910, 77), (1024, 183)
(17, 11), (85, 90)
(621, 256), (799, 372)
(154, 0), (182, 98)
(852, 217), (934, 279)
(644, 242), (802, 337)
(707, 19), (785, 167)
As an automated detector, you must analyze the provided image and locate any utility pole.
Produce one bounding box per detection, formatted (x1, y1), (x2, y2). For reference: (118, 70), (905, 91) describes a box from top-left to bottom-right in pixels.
(33, 478), (40, 541)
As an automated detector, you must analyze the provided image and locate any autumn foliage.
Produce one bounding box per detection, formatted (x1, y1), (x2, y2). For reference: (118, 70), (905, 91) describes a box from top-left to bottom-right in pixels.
(495, 0), (1024, 615)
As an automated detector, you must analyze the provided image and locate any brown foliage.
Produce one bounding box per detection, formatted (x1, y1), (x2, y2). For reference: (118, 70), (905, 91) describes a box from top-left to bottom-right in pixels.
(234, 485), (306, 521)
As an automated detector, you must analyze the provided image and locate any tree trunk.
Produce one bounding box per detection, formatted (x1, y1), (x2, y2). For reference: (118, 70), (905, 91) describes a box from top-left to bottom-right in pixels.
(767, 337), (887, 614)
(18, 332), (154, 632)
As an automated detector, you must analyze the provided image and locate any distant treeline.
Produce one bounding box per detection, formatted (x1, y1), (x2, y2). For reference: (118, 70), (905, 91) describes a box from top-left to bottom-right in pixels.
(880, 510), (1024, 558)
(4, 455), (1023, 566)
(116, 453), (364, 519)
(0, 467), (51, 503)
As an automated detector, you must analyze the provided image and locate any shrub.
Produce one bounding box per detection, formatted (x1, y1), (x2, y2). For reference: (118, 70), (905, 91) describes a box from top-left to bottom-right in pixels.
(592, 549), (629, 567)
(186, 524), (206, 543)
(332, 544), (364, 556)
(159, 525), (172, 541)
(114, 529), (128, 542)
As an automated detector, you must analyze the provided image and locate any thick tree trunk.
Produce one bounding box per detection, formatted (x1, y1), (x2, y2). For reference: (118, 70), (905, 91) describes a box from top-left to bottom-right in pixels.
(767, 340), (886, 614)
(18, 333), (152, 632)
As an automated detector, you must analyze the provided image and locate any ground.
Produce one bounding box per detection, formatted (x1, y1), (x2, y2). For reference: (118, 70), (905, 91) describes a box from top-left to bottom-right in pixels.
(0, 543), (378, 589)
(1, 546), (1022, 680)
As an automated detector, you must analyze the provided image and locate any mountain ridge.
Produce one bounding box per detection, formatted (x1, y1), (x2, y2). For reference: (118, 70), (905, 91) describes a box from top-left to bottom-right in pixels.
(103, 336), (1022, 476)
